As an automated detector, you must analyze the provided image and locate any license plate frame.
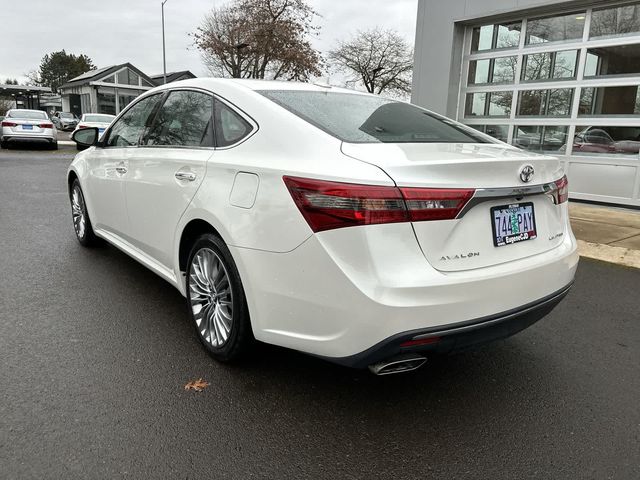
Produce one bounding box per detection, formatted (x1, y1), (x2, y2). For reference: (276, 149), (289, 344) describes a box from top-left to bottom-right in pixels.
(491, 202), (537, 247)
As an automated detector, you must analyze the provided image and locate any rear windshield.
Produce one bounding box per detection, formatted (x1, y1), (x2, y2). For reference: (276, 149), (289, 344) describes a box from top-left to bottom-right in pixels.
(84, 114), (114, 123)
(258, 90), (489, 144)
(8, 110), (47, 120)
(60, 113), (74, 118)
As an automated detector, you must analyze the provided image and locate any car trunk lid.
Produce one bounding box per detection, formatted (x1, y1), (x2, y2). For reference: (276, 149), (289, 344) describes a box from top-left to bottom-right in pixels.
(341, 142), (568, 272)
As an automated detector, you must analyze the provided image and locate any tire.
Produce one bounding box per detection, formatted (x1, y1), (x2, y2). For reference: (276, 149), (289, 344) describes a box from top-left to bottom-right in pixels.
(69, 179), (98, 247)
(50, 142), (58, 150)
(0, 140), (8, 149)
(186, 234), (253, 362)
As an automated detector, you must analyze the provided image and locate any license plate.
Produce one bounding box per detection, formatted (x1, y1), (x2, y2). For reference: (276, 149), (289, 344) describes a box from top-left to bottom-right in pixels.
(22, 125), (33, 130)
(491, 202), (537, 247)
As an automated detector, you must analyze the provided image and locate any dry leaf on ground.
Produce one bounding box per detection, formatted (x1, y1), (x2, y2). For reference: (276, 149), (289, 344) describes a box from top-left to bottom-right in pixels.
(184, 378), (210, 392)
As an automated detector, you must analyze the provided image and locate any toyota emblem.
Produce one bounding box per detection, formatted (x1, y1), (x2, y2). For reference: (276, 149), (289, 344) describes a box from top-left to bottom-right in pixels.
(519, 165), (535, 183)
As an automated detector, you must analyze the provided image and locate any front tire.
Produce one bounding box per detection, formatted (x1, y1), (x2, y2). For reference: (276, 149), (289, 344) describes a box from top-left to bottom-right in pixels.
(69, 179), (98, 246)
(186, 234), (253, 362)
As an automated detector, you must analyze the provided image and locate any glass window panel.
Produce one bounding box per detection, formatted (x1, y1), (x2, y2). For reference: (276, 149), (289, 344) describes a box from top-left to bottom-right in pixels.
(518, 89), (573, 116)
(468, 59), (490, 85)
(584, 44), (640, 77)
(145, 90), (214, 147)
(466, 92), (512, 117)
(103, 75), (115, 84)
(142, 78), (155, 87)
(471, 22), (521, 51)
(468, 57), (516, 85)
(97, 87), (116, 115)
(488, 91), (512, 116)
(116, 70), (127, 84)
(214, 99), (253, 147)
(493, 57), (516, 83)
(465, 92), (488, 116)
(128, 71), (139, 86)
(573, 126), (640, 158)
(513, 126), (568, 153)
(578, 86), (640, 116)
(522, 53), (552, 81)
(526, 12), (585, 44)
(553, 50), (578, 79)
(590, 4), (640, 39)
(522, 50), (577, 82)
(467, 125), (509, 142)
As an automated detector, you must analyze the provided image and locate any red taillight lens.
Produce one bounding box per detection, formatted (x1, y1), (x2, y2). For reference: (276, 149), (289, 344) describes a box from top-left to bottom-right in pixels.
(2, 121), (17, 127)
(553, 175), (569, 204)
(400, 336), (441, 348)
(283, 176), (476, 232)
(39, 123), (53, 129)
(283, 176), (408, 232)
(78, 124), (87, 129)
(400, 187), (475, 222)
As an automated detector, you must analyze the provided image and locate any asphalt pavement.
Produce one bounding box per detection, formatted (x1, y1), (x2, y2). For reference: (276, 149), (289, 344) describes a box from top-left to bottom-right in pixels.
(1, 146), (639, 479)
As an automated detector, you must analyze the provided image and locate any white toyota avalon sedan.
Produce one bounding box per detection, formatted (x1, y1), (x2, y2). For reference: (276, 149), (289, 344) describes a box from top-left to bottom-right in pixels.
(68, 79), (578, 375)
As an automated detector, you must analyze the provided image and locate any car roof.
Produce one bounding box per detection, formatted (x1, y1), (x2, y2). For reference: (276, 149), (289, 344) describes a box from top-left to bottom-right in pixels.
(151, 77), (371, 96)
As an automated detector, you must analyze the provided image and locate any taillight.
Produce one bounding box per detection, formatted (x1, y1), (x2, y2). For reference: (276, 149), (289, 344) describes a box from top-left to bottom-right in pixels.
(553, 175), (569, 204)
(400, 187), (475, 222)
(283, 176), (408, 232)
(39, 123), (53, 129)
(2, 121), (17, 127)
(78, 124), (87, 129)
(283, 176), (475, 233)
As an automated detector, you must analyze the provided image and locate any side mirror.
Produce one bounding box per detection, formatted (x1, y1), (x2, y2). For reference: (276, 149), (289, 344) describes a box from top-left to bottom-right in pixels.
(72, 127), (99, 148)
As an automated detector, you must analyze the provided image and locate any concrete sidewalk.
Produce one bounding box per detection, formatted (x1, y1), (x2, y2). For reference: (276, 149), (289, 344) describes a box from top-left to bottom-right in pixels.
(569, 202), (640, 268)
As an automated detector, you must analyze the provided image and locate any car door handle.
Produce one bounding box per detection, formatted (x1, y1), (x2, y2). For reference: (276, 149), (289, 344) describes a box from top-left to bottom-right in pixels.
(115, 165), (127, 174)
(175, 171), (197, 182)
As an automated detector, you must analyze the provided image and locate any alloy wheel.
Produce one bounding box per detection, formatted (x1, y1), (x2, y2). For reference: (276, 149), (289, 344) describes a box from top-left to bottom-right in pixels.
(71, 186), (86, 240)
(188, 248), (234, 347)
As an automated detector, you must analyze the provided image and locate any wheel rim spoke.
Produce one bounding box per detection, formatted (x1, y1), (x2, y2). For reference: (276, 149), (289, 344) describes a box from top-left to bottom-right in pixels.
(71, 187), (86, 238)
(188, 247), (234, 348)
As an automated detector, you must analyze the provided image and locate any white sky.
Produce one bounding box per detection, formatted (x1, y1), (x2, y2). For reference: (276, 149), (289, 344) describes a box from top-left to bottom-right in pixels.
(0, 0), (418, 83)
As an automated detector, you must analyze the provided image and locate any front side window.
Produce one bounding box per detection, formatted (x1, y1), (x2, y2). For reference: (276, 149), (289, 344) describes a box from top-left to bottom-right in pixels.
(145, 90), (214, 147)
(213, 99), (253, 147)
(260, 90), (489, 144)
(105, 94), (162, 147)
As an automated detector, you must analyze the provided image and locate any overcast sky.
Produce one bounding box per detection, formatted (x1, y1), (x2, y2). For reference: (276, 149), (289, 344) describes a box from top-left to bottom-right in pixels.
(1, 0), (418, 83)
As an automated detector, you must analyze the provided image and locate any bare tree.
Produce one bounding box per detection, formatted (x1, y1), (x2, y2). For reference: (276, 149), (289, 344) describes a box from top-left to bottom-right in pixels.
(193, 0), (323, 81)
(0, 98), (15, 115)
(328, 28), (413, 96)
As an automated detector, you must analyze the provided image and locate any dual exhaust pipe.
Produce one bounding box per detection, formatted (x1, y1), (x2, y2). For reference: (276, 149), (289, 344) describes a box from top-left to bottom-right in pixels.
(368, 353), (427, 376)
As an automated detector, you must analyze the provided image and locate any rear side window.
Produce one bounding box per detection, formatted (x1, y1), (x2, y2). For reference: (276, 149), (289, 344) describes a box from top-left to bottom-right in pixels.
(106, 94), (162, 147)
(258, 90), (489, 144)
(145, 90), (214, 147)
(214, 99), (252, 147)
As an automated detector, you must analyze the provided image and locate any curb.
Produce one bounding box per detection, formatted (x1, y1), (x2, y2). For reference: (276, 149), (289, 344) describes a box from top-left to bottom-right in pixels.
(577, 240), (640, 269)
(59, 141), (75, 146)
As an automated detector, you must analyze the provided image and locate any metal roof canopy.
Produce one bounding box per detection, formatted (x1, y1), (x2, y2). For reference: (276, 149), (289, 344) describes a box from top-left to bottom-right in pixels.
(0, 84), (52, 94)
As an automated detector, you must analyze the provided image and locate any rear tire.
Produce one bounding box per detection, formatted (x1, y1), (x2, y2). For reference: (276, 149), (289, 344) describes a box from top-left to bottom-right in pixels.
(50, 142), (58, 150)
(0, 140), (8, 149)
(69, 179), (98, 247)
(186, 234), (254, 362)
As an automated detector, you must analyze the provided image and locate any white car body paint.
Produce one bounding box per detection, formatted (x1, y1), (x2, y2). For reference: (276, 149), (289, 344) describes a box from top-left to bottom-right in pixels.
(68, 78), (579, 365)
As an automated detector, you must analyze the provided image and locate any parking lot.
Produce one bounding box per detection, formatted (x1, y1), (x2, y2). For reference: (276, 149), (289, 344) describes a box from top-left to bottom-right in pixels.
(1, 144), (639, 479)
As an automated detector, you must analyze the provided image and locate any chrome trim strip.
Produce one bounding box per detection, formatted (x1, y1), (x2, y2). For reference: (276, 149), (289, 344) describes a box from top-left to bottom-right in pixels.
(457, 180), (558, 218)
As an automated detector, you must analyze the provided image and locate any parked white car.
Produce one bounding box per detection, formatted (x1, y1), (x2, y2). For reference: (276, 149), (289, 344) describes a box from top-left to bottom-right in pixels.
(1, 109), (57, 149)
(68, 79), (578, 374)
(72, 114), (116, 150)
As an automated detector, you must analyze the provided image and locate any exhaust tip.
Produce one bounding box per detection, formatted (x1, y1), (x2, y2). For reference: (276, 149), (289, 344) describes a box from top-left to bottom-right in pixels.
(368, 353), (427, 376)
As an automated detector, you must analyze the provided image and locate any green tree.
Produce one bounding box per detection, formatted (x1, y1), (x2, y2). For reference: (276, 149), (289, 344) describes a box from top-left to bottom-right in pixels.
(35, 50), (95, 93)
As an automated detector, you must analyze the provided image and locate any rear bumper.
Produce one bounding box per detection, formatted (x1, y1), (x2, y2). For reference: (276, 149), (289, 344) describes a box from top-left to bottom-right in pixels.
(2, 134), (56, 143)
(230, 222), (579, 360)
(318, 282), (573, 369)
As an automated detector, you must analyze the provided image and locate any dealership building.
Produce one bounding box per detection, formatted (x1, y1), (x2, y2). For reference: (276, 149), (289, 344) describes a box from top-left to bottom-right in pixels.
(413, 0), (640, 207)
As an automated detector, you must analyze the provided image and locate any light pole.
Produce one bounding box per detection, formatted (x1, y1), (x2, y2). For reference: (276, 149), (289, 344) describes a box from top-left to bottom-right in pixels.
(162, 0), (170, 84)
